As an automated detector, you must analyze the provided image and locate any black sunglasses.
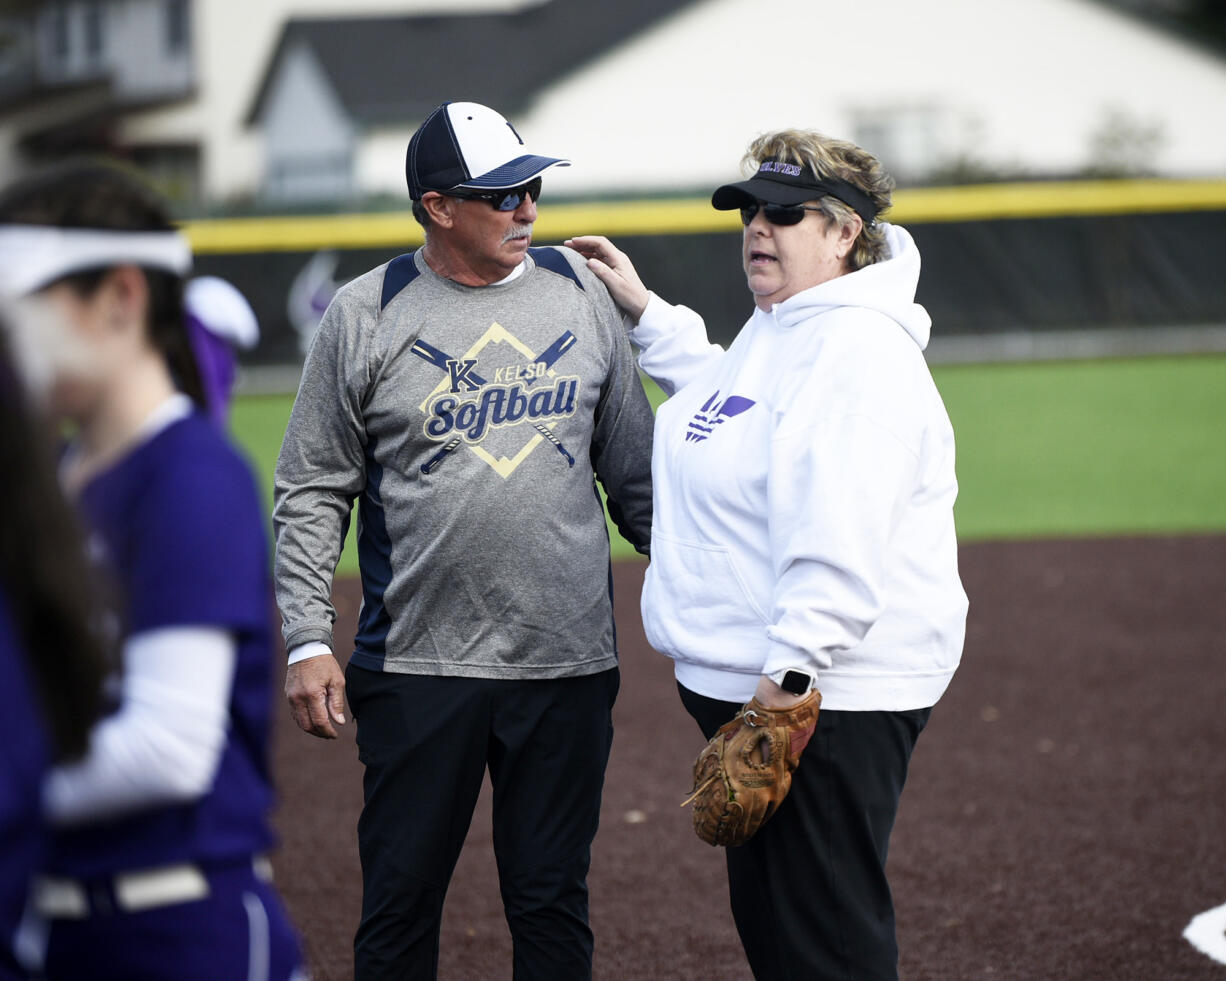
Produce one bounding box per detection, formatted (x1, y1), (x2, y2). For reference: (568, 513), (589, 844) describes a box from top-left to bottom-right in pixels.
(740, 201), (824, 227)
(447, 177), (542, 212)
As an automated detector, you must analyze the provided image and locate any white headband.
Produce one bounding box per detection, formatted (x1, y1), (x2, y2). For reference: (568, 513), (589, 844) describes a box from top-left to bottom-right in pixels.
(0, 224), (192, 297)
(185, 275), (259, 349)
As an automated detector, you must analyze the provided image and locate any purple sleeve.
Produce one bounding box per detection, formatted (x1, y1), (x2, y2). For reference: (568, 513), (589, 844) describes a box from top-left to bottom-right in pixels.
(0, 596), (49, 958)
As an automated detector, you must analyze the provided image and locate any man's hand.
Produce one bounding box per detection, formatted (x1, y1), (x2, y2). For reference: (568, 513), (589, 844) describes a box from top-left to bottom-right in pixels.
(285, 653), (347, 739)
(564, 235), (650, 322)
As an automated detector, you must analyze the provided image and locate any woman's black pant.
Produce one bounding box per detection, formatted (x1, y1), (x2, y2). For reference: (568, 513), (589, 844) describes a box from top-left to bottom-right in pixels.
(345, 663), (619, 981)
(679, 683), (930, 981)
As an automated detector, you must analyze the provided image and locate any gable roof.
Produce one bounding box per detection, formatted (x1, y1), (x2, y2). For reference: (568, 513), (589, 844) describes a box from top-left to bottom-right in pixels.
(246, 0), (701, 126)
(1092, 0), (1226, 59)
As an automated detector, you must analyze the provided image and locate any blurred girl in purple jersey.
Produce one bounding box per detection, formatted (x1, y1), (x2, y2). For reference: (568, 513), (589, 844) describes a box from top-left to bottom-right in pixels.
(0, 323), (107, 980)
(0, 162), (305, 981)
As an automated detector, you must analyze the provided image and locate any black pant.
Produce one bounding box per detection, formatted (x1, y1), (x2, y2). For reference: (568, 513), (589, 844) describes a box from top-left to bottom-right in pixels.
(679, 684), (930, 981)
(345, 663), (619, 981)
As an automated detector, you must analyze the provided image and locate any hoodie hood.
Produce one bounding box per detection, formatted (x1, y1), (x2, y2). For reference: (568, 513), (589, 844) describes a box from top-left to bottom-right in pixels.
(769, 223), (931, 350)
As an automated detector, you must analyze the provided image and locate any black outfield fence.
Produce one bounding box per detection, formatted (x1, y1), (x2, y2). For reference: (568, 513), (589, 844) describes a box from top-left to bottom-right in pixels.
(185, 179), (1226, 364)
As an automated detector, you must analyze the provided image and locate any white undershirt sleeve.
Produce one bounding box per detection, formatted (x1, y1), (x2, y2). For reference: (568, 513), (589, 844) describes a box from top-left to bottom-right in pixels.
(43, 626), (236, 826)
(287, 640), (332, 667)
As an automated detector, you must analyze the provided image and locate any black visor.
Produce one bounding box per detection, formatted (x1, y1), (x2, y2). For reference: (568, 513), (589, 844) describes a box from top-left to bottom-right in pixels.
(712, 159), (879, 224)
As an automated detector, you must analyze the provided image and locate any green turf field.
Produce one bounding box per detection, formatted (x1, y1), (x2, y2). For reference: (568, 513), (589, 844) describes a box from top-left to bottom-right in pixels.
(934, 355), (1226, 540)
(232, 354), (1226, 575)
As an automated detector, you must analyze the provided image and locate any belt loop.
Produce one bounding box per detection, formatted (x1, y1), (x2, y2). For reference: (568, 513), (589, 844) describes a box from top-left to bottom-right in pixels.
(114, 864), (209, 913)
(253, 855), (274, 883)
(32, 878), (89, 920)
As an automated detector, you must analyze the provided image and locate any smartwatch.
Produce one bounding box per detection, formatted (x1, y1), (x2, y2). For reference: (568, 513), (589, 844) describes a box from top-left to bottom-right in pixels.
(767, 667), (815, 696)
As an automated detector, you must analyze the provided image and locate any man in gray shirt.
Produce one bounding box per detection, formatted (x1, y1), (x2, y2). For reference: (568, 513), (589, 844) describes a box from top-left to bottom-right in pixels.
(273, 102), (653, 980)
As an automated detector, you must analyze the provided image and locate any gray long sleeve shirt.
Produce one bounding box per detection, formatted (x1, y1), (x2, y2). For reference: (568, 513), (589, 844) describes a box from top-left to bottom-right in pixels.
(273, 246), (653, 679)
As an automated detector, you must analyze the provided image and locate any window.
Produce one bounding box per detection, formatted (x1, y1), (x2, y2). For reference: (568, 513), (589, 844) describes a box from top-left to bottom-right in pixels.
(852, 106), (949, 184)
(49, 3), (70, 60)
(0, 23), (26, 75)
(131, 144), (202, 208)
(84, 1), (104, 59)
(165, 0), (189, 53)
(267, 152), (354, 203)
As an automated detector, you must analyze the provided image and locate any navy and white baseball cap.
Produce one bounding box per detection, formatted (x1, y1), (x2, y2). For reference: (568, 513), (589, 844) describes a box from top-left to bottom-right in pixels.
(405, 102), (571, 200)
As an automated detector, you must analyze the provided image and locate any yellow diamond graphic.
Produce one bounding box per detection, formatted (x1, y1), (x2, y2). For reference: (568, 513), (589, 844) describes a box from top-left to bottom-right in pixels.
(420, 323), (568, 481)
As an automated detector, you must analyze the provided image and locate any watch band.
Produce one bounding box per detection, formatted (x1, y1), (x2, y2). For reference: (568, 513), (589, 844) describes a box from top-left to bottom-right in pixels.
(768, 667), (815, 696)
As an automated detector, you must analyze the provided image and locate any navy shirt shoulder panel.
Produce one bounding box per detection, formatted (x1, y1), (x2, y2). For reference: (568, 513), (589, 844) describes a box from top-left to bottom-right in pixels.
(380, 252), (422, 311)
(528, 246), (585, 292)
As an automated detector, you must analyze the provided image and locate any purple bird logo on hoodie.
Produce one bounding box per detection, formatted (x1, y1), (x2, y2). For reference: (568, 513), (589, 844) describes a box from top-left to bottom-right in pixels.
(685, 390), (756, 443)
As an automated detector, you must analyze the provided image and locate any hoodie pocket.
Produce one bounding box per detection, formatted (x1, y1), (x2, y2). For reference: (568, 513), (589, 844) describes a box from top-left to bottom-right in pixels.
(643, 531), (770, 657)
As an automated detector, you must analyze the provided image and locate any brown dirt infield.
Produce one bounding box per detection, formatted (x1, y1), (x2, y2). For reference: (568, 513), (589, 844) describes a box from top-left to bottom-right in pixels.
(269, 535), (1226, 980)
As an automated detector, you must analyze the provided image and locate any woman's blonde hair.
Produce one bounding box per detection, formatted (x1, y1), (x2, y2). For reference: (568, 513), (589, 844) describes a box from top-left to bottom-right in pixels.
(743, 129), (894, 270)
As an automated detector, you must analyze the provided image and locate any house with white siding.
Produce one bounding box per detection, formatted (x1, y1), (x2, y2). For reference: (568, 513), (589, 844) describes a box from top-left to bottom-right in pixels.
(0, 0), (532, 205)
(248, 0), (1226, 203)
(0, 0), (194, 191)
(2, 0), (1225, 207)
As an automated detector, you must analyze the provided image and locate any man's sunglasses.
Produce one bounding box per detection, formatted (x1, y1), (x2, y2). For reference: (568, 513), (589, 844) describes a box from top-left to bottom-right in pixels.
(740, 201), (824, 226)
(447, 177), (542, 212)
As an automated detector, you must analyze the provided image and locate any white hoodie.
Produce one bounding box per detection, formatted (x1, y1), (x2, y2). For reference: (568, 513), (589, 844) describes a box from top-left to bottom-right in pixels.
(629, 223), (967, 711)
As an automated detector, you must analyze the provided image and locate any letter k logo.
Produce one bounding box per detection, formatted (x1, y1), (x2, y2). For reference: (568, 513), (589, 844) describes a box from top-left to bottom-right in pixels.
(447, 359), (482, 393)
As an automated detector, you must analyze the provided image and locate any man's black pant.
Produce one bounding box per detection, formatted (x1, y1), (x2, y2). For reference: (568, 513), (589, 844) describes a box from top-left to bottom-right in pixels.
(345, 663), (619, 981)
(680, 684), (930, 981)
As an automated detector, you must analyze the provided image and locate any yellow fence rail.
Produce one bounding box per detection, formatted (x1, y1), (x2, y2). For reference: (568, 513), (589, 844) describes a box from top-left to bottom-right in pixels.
(182, 178), (1226, 255)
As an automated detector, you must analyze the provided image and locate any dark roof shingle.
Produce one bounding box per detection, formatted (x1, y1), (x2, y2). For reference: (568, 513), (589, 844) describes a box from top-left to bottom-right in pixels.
(248, 0), (702, 125)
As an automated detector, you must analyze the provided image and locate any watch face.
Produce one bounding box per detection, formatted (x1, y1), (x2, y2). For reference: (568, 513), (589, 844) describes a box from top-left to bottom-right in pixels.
(781, 670), (810, 695)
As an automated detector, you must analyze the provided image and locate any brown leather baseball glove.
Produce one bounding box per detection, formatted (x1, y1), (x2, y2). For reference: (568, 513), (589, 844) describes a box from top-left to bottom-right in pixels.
(682, 690), (821, 847)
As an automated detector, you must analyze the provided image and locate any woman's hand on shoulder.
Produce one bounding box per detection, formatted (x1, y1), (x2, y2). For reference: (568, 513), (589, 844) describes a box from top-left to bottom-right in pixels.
(565, 235), (650, 323)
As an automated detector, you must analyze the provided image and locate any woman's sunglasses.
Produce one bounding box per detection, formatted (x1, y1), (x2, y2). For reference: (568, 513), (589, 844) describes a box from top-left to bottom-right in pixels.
(447, 177), (542, 212)
(740, 201), (824, 227)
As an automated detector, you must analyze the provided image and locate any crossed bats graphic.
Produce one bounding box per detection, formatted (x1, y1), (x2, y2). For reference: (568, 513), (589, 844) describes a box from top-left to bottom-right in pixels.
(412, 331), (578, 475)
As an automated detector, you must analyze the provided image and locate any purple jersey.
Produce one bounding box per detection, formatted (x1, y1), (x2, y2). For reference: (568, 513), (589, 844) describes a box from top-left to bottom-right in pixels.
(48, 411), (276, 878)
(0, 593), (48, 979)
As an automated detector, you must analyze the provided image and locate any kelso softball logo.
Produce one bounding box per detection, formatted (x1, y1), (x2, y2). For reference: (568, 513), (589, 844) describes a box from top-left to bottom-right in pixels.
(411, 322), (580, 478)
(426, 376), (579, 442)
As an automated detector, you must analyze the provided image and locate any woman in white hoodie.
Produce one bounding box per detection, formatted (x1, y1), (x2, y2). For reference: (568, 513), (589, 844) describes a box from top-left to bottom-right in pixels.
(568, 129), (968, 981)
